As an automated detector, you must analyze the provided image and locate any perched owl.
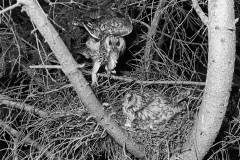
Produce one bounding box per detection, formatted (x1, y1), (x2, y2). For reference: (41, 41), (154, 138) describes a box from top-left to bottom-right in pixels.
(122, 89), (190, 130)
(75, 35), (126, 86)
(71, 8), (131, 85)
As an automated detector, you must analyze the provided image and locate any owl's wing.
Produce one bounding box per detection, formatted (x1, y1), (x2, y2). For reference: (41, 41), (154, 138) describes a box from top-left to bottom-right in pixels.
(86, 37), (101, 51)
(97, 15), (133, 36)
(82, 22), (103, 39)
(72, 47), (92, 59)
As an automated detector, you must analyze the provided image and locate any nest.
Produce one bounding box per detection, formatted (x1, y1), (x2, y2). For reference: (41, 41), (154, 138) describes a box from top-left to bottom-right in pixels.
(0, 69), (203, 159)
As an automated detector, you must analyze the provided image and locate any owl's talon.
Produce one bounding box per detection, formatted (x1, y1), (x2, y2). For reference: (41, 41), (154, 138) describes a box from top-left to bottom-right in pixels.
(91, 73), (99, 86)
(91, 81), (99, 86)
(123, 125), (135, 131)
(102, 103), (116, 118)
(91, 80), (99, 86)
(77, 63), (85, 68)
(102, 103), (110, 107)
(124, 119), (133, 128)
(107, 70), (116, 76)
(124, 123), (132, 128)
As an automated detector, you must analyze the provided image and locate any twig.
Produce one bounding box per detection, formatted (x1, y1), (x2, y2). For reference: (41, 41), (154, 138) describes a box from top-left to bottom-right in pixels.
(0, 94), (85, 119)
(29, 64), (85, 69)
(0, 95), (48, 117)
(42, 0), (50, 3)
(144, 0), (166, 73)
(132, 19), (151, 30)
(30, 65), (206, 86)
(0, 119), (55, 159)
(192, 0), (208, 25)
(0, 3), (20, 15)
(81, 70), (206, 86)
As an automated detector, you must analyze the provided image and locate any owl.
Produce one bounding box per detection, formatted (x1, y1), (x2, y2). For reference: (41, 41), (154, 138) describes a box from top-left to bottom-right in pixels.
(73, 10), (133, 40)
(78, 2), (119, 21)
(72, 8), (131, 85)
(75, 35), (126, 86)
(81, 12), (132, 40)
(122, 89), (190, 130)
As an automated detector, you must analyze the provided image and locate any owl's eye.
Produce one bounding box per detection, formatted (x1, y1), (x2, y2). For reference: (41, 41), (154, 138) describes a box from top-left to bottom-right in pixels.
(116, 40), (120, 46)
(109, 41), (112, 46)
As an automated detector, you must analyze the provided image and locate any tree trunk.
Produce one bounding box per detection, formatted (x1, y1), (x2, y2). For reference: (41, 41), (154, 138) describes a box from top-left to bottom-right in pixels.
(171, 0), (236, 159)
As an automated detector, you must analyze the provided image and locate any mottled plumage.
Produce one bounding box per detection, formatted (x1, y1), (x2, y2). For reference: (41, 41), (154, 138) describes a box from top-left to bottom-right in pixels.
(82, 13), (132, 40)
(73, 10), (132, 40)
(71, 5), (131, 85)
(122, 89), (190, 130)
(75, 35), (125, 86)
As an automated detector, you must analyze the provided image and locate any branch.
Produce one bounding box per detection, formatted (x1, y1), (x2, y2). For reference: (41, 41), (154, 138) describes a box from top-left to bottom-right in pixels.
(0, 95), (85, 119)
(84, 70), (206, 86)
(17, 0), (145, 158)
(30, 64), (85, 69)
(30, 65), (206, 86)
(0, 119), (55, 159)
(132, 19), (151, 30)
(192, 0), (208, 25)
(144, 0), (166, 73)
(0, 3), (20, 15)
(0, 95), (48, 117)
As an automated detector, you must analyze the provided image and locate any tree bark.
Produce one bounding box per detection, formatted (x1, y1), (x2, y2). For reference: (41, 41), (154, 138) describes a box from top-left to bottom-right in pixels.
(171, 0), (236, 159)
(17, 0), (145, 158)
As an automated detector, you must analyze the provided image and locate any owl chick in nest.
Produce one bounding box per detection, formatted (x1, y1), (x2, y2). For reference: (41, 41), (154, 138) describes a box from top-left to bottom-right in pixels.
(76, 35), (126, 86)
(122, 89), (191, 130)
